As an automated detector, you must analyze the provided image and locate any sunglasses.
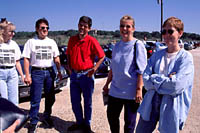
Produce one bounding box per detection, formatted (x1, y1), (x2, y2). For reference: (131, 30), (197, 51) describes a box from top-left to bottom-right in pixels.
(120, 24), (132, 29)
(10, 30), (16, 34)
(161, 29), (174, 35)
(79, 23), (89, 29)
(40, 26), (49, 30)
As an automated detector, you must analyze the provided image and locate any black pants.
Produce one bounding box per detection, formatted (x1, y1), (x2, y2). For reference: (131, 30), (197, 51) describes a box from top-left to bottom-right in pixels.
(107, 96), (139, 133)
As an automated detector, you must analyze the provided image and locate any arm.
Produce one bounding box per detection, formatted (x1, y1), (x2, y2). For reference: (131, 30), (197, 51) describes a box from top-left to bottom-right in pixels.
(143, 58), (157, 91)
(54, 56), (62, 80)
(135, 74), (143, 103)
(87, 56), (105, 77)
(24, 57), (31, 85)
(102, 69), (113, 94)
(66, 54), (72, 75)
(151, 53), (194, 96)
(16, 60), (24, 83)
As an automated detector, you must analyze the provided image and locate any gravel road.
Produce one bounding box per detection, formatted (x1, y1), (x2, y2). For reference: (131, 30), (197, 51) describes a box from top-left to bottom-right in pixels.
(19, 48), (200, 133)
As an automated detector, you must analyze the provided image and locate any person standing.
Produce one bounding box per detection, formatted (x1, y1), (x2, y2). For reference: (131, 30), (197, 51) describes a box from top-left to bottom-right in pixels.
(102, 15), (147, 133)
(66, 16), (105, 132)
(22, 18), (62, 133)
(136, 17), (194, 133)
(0, 20), (24, 105)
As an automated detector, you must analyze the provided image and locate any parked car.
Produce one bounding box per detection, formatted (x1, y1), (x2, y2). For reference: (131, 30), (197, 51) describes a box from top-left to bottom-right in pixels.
(145, 41), (167, 58)
(94, 56), (111, 78)
(184, 43), (193, 50)
(18, 45), (69, 98)
(178, 39), (184, 48)
(145, 41), (156, 58)
(102, 43), (114, 59)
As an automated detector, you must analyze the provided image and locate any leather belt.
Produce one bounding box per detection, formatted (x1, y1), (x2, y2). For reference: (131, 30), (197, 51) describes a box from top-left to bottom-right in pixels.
(0, 66), (14, 69)
(32, 66), (53, 71)
(73, 69), (91, 74)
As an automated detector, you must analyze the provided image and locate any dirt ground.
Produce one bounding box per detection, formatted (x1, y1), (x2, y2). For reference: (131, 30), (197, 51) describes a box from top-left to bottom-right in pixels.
(19, 48), (200, 133)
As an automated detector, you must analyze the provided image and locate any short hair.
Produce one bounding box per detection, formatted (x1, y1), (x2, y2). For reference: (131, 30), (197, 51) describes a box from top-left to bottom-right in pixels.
(35, 18), (49, 29)
(35, 18), (49, 35)
(120, 15), (135, 28)
(162, 17), (184, 33)
(78, 16), (92, 28)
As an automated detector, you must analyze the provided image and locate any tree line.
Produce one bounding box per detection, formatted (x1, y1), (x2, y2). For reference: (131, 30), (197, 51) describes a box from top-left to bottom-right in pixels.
(13, 29), (200, 45)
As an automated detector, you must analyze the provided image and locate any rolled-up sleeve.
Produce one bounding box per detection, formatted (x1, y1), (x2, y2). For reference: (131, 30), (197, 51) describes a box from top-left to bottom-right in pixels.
(136, 40), (147, 74)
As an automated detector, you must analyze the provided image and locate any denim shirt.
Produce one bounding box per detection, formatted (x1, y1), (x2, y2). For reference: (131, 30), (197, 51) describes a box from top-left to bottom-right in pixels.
(138, 48), (194, 133)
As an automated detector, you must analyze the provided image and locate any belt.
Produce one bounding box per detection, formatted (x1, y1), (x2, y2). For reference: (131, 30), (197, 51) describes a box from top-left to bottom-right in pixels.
(73, 69), (91, 74)
(0, 66), (14, 69)
(32, 66), (53, 71)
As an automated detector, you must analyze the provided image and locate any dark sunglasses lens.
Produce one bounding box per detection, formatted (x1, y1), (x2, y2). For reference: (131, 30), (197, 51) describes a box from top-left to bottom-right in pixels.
(120, 24), (131, 28)
(41, 27), (49, 30)
(168, 29), (174, 35)
(162, 30), (166, 35)
(120, 24), (124, 28)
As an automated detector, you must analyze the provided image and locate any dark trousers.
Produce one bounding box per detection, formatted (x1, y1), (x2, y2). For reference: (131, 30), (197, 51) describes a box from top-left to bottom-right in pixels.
(70, 71), (94, 125)
(29, 69), (56, 124)
(107, 96), (139, 133)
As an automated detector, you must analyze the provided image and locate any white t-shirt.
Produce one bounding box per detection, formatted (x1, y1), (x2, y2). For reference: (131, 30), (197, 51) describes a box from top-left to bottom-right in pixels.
(0, 40), (21, 66)
(160, 51), (179, 76)
(22, 36), (59, 67)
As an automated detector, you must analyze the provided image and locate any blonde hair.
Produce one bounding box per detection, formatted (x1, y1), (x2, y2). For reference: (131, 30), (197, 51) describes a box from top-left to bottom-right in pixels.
(163, 16), (184, 33)
(120, 15), (135, 28)
(0, 21), (16, 43)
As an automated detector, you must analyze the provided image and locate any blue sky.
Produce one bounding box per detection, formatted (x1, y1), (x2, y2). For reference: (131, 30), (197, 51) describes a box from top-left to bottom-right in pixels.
(0, 0), (199, 34)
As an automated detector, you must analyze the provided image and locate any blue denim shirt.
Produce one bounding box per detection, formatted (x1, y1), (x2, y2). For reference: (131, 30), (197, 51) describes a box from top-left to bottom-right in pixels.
(138, 48), (194, 133)
(109, 39), (147, 100)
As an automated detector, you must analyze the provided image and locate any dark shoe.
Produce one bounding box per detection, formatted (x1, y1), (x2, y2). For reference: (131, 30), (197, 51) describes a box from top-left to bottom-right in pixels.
(28, 124), (37, 133)
(67, 123), (83, 131)
(83, 125), (92, 133)
(42, 118), (54, 128)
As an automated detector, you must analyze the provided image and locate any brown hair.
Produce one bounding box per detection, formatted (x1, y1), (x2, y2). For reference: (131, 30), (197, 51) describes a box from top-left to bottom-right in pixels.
(120, 15), (135, 28)
(162, 16), (184, 33)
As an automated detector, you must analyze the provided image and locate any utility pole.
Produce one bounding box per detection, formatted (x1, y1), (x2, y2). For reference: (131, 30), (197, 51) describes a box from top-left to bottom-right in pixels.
(157, 0), (163, 41)
(161, 0), (163, 41)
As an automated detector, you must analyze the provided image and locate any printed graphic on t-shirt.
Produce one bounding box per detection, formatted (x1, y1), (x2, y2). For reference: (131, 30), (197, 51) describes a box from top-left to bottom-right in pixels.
(0, 48), (15, 65)
(35, 46), (52, 60)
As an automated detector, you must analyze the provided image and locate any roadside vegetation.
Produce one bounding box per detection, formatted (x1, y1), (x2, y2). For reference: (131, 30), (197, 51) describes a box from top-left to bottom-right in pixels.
(13, 30), (200, 46)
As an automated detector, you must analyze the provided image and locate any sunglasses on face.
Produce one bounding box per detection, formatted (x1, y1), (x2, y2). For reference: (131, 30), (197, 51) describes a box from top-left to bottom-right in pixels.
(9, 30), (15, 34)
(79, 23), (89, 29)
(120, 24), (132, 29)
(161, 29), (175, 35)
(40, 26), (49, 30)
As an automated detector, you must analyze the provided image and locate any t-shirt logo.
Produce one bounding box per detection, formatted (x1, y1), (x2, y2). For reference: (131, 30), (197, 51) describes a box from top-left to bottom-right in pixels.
(0, 48), (15, 65)
(35, 46), (52, 60)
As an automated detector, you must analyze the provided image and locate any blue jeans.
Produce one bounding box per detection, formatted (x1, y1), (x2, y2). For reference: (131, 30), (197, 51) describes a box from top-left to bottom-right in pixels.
(136, 92), (162, 133)
(107, 96), (139, 133)
(70, 71), (94, 126)
(29, 68), (56, 124)
(0, 67), (19, 105)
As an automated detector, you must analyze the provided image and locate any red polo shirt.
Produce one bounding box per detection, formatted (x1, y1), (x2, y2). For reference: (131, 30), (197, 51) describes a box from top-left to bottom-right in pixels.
(66, 34), (105, 71)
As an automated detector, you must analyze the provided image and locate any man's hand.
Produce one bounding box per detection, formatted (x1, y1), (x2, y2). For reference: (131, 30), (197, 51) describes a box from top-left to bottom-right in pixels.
(24, 76), (32, 86)
(87, 68), (95, 78)
(57, 71), (62, 80)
